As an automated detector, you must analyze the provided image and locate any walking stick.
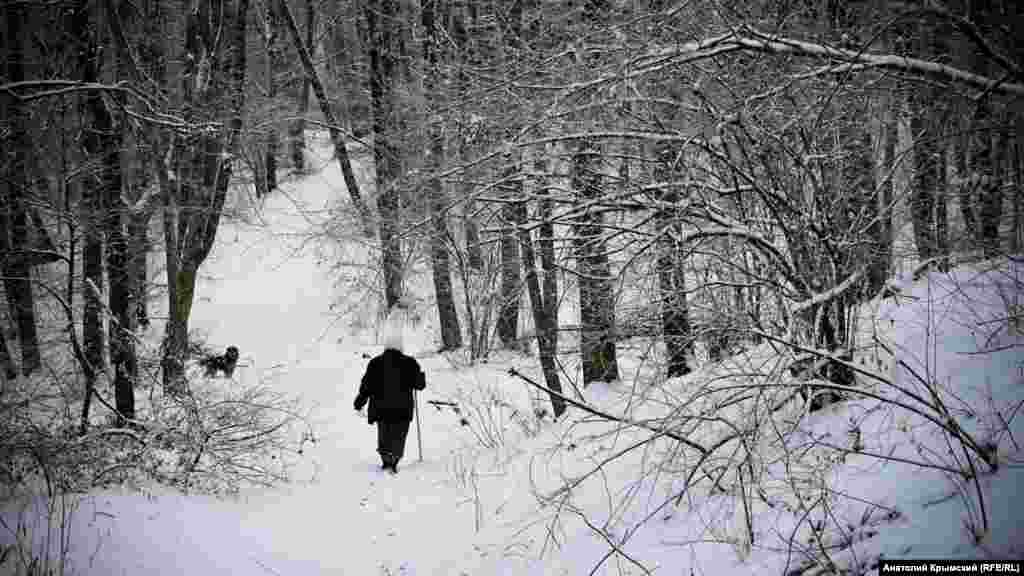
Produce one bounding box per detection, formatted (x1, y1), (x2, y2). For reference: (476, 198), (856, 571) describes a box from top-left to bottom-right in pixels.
(415, 389), (423, 462)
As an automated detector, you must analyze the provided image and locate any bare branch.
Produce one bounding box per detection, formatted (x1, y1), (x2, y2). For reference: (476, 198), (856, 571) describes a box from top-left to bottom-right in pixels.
(507, 368), (709, 456)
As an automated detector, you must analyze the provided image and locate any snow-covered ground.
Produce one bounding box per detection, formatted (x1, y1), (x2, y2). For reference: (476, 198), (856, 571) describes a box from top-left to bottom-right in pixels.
(2, 136), (1022, 575)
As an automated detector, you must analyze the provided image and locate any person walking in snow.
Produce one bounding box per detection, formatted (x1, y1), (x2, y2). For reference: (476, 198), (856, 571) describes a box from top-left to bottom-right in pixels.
(354, 335), (426, 474)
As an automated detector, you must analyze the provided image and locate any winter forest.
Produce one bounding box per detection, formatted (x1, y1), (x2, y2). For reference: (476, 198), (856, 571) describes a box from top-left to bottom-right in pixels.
(2, 0), (1023, 574)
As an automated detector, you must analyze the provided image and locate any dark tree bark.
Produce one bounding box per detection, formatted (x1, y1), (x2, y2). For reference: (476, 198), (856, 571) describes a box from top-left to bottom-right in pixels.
(450, 5), (483, 272)
(836, 104), (883, 298)
(572, 140), (618, 385)
(423, 0), (461, 350)
(365, 0), (403, 309)
(910, 93), (941, 267)
(461, 188), (484, 271)
(122, 0), (165, 330)
(106, 154), (136, 425)
(867, 87), (895, 298)
(514, 200), (566, 418)
(497, 164), (522, 348)
(958, 0), (1013, 258)
(975, 116), (1005, 258)
(1, 0), (42, 376)
(904, 16), (956, 271)
(101, 0), (137, 426)
(161, 187), (184, 392)
(128, 214), (150, 328)
(73, 0), (108, 409)
(536, 153), (559, 370)
(654, 146), (692, 377)
(262, 0), (284, 196)
(281, 0), (372, 233)
(288, 0), (314, 172)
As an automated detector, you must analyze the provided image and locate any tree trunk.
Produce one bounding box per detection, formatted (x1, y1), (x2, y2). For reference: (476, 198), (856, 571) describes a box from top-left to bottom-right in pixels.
(654, 146), (692, 377)
(282, 0), (372, 234)
(423, 0), (461, 350)
(463, 197), (484, 271)
(161, 182), (185, 392)
(536, 150), (559, 369)
(103, 0), (136, 425)
(497, 164), (522, 347)
(514, 200), (566, 418)
(365, 0), (403, 309)
(1, 1), (42, 376)
(288, 0), (314, 172)
(124, 0), (165, 330)
(498, 7), (526, 352)
(128, 214), (149, 328)
(107, 159), (136, 425)
(450, 6), (483, 272)
(261, 0), (286, 195)
(910, 94), (939, 267)
(572, 140), (618, 385)
(429, 194), (461, 349)
(868, 87), (895, 297)
(72, 0), (108, 407)
(976, 117), (1005, 258)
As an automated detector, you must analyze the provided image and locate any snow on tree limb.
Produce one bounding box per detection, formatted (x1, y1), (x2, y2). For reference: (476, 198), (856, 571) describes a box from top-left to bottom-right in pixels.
(670, 226), (808, 297)
(635, 28), (1024, 97)
(732, 28), (1024, 96)
(790, 267), (866, 316)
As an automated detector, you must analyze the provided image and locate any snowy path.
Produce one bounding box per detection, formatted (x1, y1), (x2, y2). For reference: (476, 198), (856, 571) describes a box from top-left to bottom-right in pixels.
(58, 167), (479, 575)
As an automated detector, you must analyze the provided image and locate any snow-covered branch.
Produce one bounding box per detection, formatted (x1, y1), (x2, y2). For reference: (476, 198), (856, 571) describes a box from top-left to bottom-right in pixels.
(790, 267), (866, 316)
(638, 27), (1024, 97)
(671, 225), (807, 296)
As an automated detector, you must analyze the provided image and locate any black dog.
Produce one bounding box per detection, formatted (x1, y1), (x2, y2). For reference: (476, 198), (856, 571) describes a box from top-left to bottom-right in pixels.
(200, 346), (239, 378)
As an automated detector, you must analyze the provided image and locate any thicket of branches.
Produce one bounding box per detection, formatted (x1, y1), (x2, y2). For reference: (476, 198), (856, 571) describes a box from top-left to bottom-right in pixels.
(312, 0), (1023, 571)
(2, 0), (1023, 572)
(312, 0), (1021, 399)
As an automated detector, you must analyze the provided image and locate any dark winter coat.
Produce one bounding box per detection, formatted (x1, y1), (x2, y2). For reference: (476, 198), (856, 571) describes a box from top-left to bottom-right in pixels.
(354, 348), (426, 424)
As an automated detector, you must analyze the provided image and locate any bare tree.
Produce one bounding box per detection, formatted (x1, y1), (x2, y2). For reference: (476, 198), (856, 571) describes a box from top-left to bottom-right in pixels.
(288, 0), (315, 172)
(280, 0), (372, 233)
(364, 0), (403, 310)
(497, 163), (522, 348)
(654, 144), (693, 377)
(514, 196), (566, 418)
(259, 0), (285, 196)
(572, 140), (619, 386)
(1, 0), (42, 377)
(121, 0), (166, 331)
(422, 0), (462, 350)
(451, 4), (483, 272)
(71, 0), (112, 422)
(162, 0), (251, 392)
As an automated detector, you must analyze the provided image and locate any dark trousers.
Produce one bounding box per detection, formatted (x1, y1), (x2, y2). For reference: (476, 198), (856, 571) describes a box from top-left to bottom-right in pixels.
(376, 419), (412, 464)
